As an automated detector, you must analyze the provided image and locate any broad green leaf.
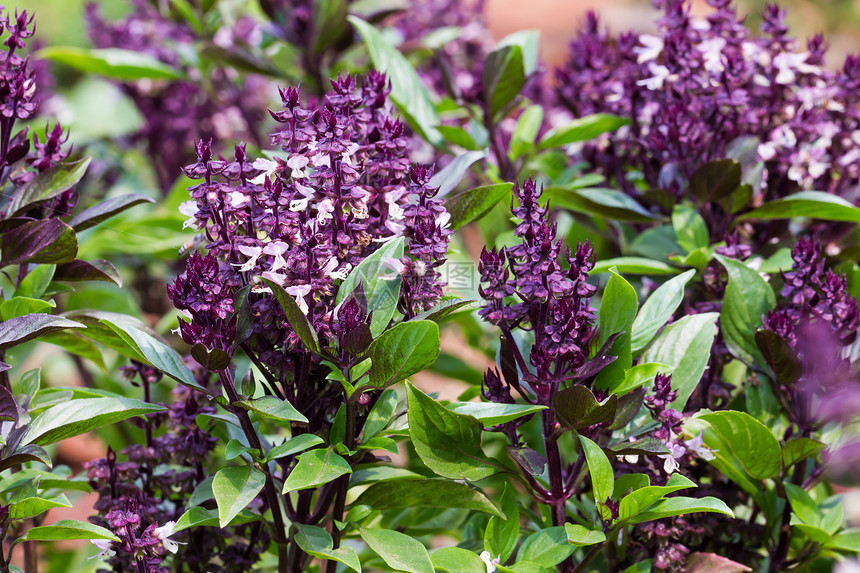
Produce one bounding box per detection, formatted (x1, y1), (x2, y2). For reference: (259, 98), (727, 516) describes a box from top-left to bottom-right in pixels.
(173, 506), (259, 531)
(294, 524), (361, 572)
(336, 236), (404, 337)
(483, 44), (525, 117)
(447, 183), (513, 229)
(736, 191), (860, 223)
(14, 264), (55, 299)
(367, 321), (440, 387)
(510, 105), (544, 159)
(784, 482), (823, 527)
(67, 193), (155, 232)
(564, 524), (606, 546)
(496, 29), (539, 75)
(24, 520), (119, 542)
(641, 313), (718, 409)
(262, 278), (320, 354)
(431, 547), (485, 573)
(446, 402), (545, 426)
(783, 437), (826, 469)
(354, 479), (502, 516)
(579, 435), (614, 510)
(37, 47), (184, 80)
(591, 257), (679, 276)
(538, 114), (630, 150)
(266, 434), (324, 462)
(99, 315), (202, 391)
(594, 269), (637, 388)
(213, 465), (266, 528)
(684, 411), (781, 501)
(1, 219), (77, 266)
(430, 150), (488, 198)
(358, 526), (434, 573)
(485, 484), (519, 562)
(627, 496), (733, 524)
(224, 440), (258, 461)
(23, 397), (165, 446)
(619, 473), (697, 521)
(348, 17), (441, 145)
(7, 158), (91, 216)
(311, 0), (349, 54)
(9, 494), (71, 520)
(238, 395), (308, 423)
(715, 255), (775, 366)
(548, 187), (657, 222)
(828, 528), (860, 552)
(282, 448), (351, 493)
(672, 205), (709, 254)
(438, 125), (482, 151)
(0, 297), (54, 320)
(631, 270), (696, 355)
(518, 527), (575, 568)
(406, 381), (497, 481)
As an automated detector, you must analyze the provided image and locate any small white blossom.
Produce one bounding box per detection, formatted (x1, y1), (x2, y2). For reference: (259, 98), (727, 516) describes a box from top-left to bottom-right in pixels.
(637, 63), (675, 91)
(234, 245), (262, 272)
(287, 154), (310, 179)
(178, 200), (200, 230)
(290, 181), (316, 212)
(264, 242), (289, 272)
(316, 198), (335, 224)
(249, 158), (280, 185)
(153, 521), (183, 554)
(698, 37), (726, 74)
(479, 551), (500, 573)
(286, 284), (313, 314)
(773, 51), (820, 85)
(89, 539), (116, 560)
(634, 34), (664, 64)
(228, 190), (250, 208)
(380, 257), (406, 280)
(684, 432), (717, 461)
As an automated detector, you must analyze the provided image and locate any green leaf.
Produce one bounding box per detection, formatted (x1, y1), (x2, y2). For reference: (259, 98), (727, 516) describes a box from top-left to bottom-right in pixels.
(354, 478), (503, 516)
(23, 397), (165, 446)
(348, 17), (441, 145)
(358, 526), (434, 573)
(548, 187), (657, 222)
(37, 47), (184, 80)
(485, 484), (519, 562)
(14, 264), (55, 299)
(784, 482), (823, 527)
(447, 183), (513, 229)
(294, 524), (361, 572)
(336, 236), (404, 337)
(430, 150), (488, 198)
(594, 269), (637, 388)
(641, 313), (718, 409)
(311, 0), (349, 54)
(438, 125), (482, 151)
(783, 437), (826, 469)
(213, 465), (266, 528)
(173, 506), (259, 532)
(518, 527), (576, 568)
(631, 270), (695, 355)
(627, 496), (733, 524)
(446, 402), (545, 426)
(7, 158), (91, 216)
(431, 547), (485, 573)
(619, 473), (697, 521)
(367, 321), (440, 387)
(579, 435), (614, 512)
(716, 255), (775, 366)
(538, 114), (630, 150)
(9, 494), (71, 520)
(406, 381), (497, 481)
(591, 257), (679, 276)
(99, 315), (202, 391)
(266, 434), (324, 462)
(0, 297), (54, 320)
(672, 205), (709, 253)
(510, 105), (544, 159)
(362, 388), (398, 440)
(685, 411), (781, 501)
(224, 440), (259, 461)
(23, 520), (119, 542)
(282, 448), (351, 493)
(238, 395), (308, 423)
(483, 44), (525, 117)
(564, 524), (606, 546)
(736, 191), (860, 223)
(262, 278), (320, 354)
(828, 528), (860, 552)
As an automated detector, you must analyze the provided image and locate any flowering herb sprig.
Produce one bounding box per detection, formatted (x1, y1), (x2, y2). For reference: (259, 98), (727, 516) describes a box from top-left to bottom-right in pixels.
(166, 71), (449, 571)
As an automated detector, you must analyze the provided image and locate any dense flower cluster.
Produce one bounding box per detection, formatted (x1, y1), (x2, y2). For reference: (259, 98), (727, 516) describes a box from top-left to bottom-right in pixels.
(557, 0), (860, 205)
(479, 178), (596, 400)
(86, 0), (269, 190)
(168, 71), (450, 417)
